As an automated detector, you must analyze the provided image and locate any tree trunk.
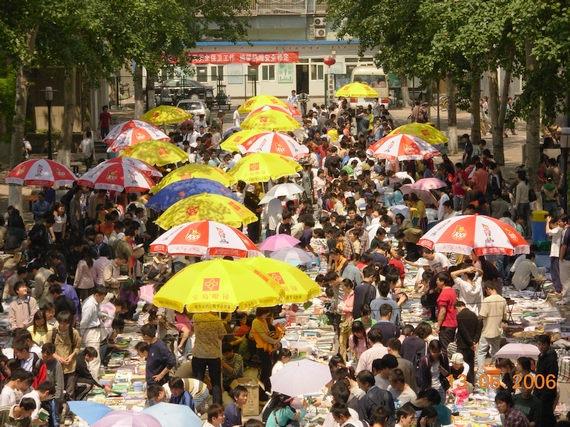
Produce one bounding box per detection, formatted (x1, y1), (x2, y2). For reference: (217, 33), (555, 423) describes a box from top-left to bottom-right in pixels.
(147, 74), (156, 110)
(58, 66), (76, 167)
(134, 65), (144, 119)
(9, 28), (38, 210)
(400, 74), (411, 108)
(447, 73), (458, 154)
(525, 39), (541, 210)
(81, 71), (92, 132)
(470, 73), (481, 146)
(488, 67), (503, 166)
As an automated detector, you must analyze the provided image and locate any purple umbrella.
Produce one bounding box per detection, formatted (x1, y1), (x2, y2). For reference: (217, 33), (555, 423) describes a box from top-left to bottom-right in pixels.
(92, 411), (162, 427)
(260, 233), (301, 251)
(401, 177), (447, 205)
(270, 246), (312, 265)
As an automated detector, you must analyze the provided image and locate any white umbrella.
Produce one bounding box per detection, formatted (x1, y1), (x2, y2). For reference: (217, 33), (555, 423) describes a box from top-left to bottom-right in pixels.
(259, 183), (305, 204)
(494, 343), (540, 360)
(270, 247), (312, 265)
(270, 359), (332, 396)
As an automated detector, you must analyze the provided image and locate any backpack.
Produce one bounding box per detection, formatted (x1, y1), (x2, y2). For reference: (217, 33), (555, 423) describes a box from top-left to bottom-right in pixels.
(528, 188), (537, 202)
(51, 326), (76, 349)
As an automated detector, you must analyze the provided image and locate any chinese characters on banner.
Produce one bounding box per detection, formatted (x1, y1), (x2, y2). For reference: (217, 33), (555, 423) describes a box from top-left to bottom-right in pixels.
(189, 52), (300, 64)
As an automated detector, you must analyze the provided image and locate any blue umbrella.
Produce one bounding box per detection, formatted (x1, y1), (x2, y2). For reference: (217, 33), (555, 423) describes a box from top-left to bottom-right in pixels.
(68, 401), (113, 425)
(146, 178), (239, 211)
(142, 403), (203, 427)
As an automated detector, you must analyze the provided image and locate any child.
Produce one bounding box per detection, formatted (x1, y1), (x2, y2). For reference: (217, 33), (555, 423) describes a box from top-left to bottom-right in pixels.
(42, 303), (58, 328)
(0, 367), (33, 406)
(8, 282), (38, 330)
(28, 309), (53, 346)
(348, 321), (369, 364)
(388, 248), (406, 287)
(310, 228), (328, 265)
(271, 348), (292, 375)
(395, 403), (416, 427)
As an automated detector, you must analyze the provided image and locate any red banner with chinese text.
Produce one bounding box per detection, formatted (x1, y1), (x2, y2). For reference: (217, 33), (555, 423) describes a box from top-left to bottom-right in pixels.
(189, 52), (299, 64)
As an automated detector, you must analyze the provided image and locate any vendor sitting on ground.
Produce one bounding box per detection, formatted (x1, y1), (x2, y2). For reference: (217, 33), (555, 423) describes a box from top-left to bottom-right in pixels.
(512, 253), (540, 291)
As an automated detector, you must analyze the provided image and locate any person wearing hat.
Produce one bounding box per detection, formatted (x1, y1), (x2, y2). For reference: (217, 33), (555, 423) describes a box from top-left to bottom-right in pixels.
(449, 353), (471, 389)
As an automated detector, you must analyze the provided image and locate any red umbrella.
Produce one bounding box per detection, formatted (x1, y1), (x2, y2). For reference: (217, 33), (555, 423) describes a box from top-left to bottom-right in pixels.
(5, 159), (76, 187)
(418, 214), (529, 256)
(238, 132), (309, 159)
(107, 128), (169, 152)
(103, 120), (160, 144)
(150, 220), (262, 258)
(367, 133), (440, 161)
(77, 161), (155, 192)
(103, 157), (162, 178)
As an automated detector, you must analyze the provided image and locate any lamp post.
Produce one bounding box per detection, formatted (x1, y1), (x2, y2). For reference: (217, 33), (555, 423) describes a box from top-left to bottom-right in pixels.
(561, 127), (570, 213)
(249, 58), (261, 97)
(41, 86), (57, 160)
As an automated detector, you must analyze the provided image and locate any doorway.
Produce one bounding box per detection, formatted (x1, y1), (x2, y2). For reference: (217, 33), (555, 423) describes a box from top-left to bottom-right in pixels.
(296, 65), (309, 93)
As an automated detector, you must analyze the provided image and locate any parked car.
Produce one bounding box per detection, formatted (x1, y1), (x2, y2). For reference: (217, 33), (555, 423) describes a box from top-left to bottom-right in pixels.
(177, 99), (211, 123)
(155, 79), (214, 108)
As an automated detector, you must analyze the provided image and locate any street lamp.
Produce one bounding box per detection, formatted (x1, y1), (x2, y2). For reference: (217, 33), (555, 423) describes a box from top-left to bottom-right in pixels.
(41, 86), (57, 160)
(249, 58), (261, 97)
(560, 127), (570, 213)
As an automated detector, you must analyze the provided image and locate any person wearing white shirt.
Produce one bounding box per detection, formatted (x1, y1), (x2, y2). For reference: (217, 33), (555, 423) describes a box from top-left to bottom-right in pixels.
(500, 212), (517, 228)
(356, 329), (388, 373)
(23, 381), (55, 422)
(79, 287), (107, 380)
(387, 368), (417, 405)
(436, 190), (450, 221)
(232, 109), (240, 127)
(287, 90), (298, 108)
(451, 265), (483, 315)
(265, 196), (285, 238)
(547, 215), (567, 294)
(92, 246), (111, 286)
(331, 404), (365, 427)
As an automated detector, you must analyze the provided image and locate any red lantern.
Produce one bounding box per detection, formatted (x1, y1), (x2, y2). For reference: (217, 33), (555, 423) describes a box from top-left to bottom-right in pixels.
(324, 56), (336, 67)
(249, 58), (262, 67)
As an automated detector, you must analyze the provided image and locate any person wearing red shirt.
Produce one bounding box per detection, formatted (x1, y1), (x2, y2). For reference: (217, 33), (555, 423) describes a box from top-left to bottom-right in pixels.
(434, 271), (457, 351)
(98, 105), (112, 139)
(388, 247), (406, 287)
(453, 162), (469, 211)
(472, 163), (489, 193)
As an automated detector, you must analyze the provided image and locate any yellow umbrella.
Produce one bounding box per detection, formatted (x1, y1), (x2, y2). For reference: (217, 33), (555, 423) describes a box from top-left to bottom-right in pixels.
(150, 164), (235, 194)
(141, 105), (192, 125)
(228, 152), (302, 183)
(155, 193), (257, 230)
(153, 258), (285, 313)
(238, 94), (288, 114)
(388, 123), (449, 145)
(240, 110), (301, 132)
(237, 258), (322, 303)
(119, 140), (188, 166)
(335, 82), (378, 98)
(220, 130), (264, 152)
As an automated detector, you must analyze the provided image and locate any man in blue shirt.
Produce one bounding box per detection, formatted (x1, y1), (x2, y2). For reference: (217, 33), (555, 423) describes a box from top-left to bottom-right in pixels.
(32, 192), (50, 223)
(135, 324), (176, 386)
(223, 385), (248, 427)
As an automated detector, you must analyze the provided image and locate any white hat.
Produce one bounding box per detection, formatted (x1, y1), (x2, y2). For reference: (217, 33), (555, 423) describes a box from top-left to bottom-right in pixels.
(451, 353), (464, 364)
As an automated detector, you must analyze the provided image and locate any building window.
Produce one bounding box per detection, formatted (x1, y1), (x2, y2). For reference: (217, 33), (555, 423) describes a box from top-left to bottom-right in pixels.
(196, 66), (208, 83)
(311, 64), (324, 80)
(261, 65), (275, 81)
(211, 66), (224, 81)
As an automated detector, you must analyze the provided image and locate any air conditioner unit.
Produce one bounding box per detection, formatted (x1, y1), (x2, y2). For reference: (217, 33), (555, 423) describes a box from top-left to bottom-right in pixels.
(314, 17), (325, 27)
(315, 28), (327, 38)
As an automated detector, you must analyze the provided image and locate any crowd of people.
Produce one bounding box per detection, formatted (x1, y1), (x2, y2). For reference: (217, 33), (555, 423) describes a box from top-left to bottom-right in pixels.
(0, 99), (568, 427)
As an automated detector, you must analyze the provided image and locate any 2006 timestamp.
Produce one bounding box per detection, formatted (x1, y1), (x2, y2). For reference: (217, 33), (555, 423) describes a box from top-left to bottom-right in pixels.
(478, 373), (557, 390)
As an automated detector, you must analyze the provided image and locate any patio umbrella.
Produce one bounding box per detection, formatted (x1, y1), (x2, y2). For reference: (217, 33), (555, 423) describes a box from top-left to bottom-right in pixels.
(146, 179), (238, 211)
(237, 257), (321, 303)
(260, 234), (301, 252)
(270, 359), (332, 396)
(240, 110), (301, 132)
(155, 193), (257, 230)
(99, 157), (162, 178)
(140, 284), (155, 303)
(142, 403), (203, 427)
(141, 105), (192, 125)
(221, 129), (263, 152)
(367, 134), (440, 161)
(264, 182), (305, 199)
(401, 178), (447, 205)
(417, 214), (530, 256)
(103, 119), (161, 144)
(68, 401), (113, 426)
(238, 132), (309, 159)
(270, 247), (312, 265)
(228, 153), (302, 183)
(388, 123), (449, 145)
(222, 126), (242, 139)
(119, 140), (188, 166)
(6, 159), (76, 187)
(106, 128), (169, 152)
(92, 411), (162, 427)
(77, 161), (155, 193)
(149, 220), (262, 258)
(335, 82), (378, 98)
(153, 258), (285, 312)
(494, 343), (540, 360)
(238, 94), (288, 114)
(247, 104), (302, 118)
(150, 164), (235, 194)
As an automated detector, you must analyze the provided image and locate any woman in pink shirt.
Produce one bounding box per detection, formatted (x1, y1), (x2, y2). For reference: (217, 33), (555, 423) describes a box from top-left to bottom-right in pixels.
(339, 279), (355, 361)
(348, 320), (370, 364)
